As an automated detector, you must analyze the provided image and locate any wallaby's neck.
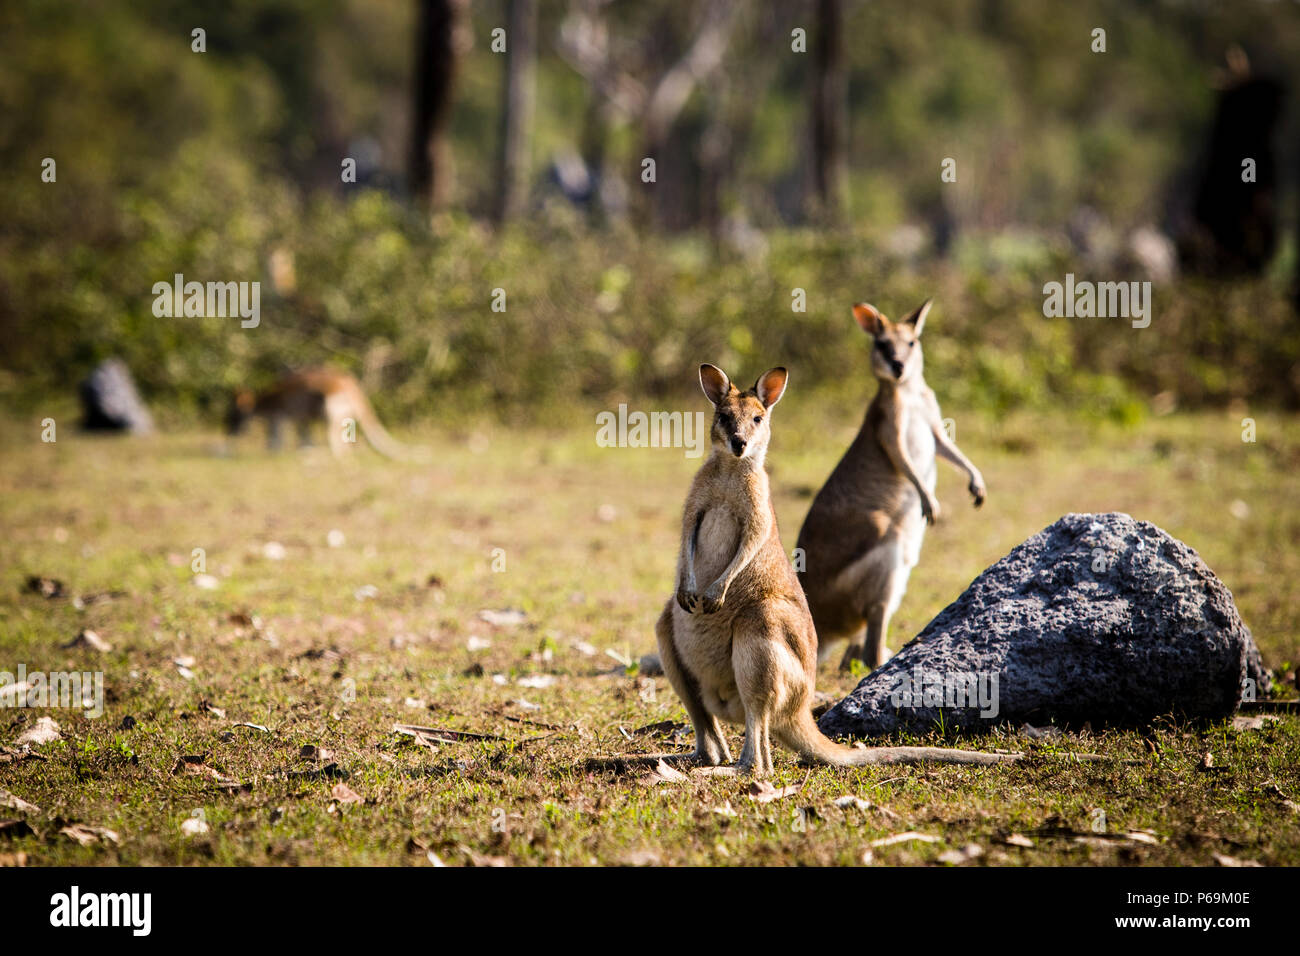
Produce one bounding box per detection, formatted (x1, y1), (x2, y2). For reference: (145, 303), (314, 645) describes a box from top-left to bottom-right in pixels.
(709, 446), (769, 478)
(872, 371), (926, 403)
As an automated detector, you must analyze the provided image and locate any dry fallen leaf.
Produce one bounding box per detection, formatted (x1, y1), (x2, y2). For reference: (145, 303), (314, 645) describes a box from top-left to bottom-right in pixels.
(0, 851), (27, 867)
(871, 831), (941, 848)
(618, 848), (661, 866)
(393, 724), (504, 746)
(64, 629), (112, 652)
(937, 843), (985, 865)
(747, 780), (802, 804)
(639, 758), (688, 786)
(1000, 833), (1035, 848)
(0, 790), (40, 815)
(15, 717), (61, 746)
(478, 609), (526, 627)
(1212, 852), (1263, 868)
(331, 782), (364, 805)
(59, 823), (120, 847)
(180, 816), (209, 837)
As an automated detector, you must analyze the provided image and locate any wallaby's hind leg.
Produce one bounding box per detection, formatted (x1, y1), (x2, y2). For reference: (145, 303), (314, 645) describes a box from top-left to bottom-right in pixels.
(838, 623), (868, 672)
(325, 395), (350, 459)
(862, 600), (894, 669)
(655, 606), (730, 765)
(845, 556), (912, 670)
(734, 621), (791, 775)
(267, 416), (285, 450)
(738, 707), (774, 776)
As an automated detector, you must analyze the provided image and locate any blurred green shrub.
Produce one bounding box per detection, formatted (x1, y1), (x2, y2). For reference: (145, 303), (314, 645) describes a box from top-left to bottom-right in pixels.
(2, 145), (1297, 426)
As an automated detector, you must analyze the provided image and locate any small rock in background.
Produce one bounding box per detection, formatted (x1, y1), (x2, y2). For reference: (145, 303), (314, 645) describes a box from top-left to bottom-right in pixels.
(478, 609), (526, 627)
(64, 629), (112, 652)
(16, 717), (61, 746)
(25, 576), (65, 598)
(78, 358), (154, 434)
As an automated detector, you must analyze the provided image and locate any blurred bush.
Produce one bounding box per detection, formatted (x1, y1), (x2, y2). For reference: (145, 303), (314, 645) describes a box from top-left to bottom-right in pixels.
(2, 0), (1298, 424)
(3, 142), (1297, 425)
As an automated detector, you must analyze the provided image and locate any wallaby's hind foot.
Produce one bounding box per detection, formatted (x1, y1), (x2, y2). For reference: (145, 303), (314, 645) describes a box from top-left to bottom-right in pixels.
(736, 709), (774, 776)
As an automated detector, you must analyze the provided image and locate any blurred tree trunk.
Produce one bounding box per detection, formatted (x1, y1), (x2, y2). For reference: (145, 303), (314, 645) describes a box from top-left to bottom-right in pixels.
(559, 0), (738, 230)
(410, 0), (465, 214)
(810, 0), (847, 224)
(495, 0), (537, 224)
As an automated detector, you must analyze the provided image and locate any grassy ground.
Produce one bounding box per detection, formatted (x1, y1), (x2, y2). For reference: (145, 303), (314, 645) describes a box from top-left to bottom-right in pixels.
(1, 398), (1298, 866)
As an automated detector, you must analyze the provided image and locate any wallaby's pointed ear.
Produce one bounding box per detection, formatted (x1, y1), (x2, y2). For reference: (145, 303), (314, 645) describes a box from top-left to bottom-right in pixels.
(900, 298), (932, 336)
(852, 302), (886, 336)
(699, 364), (731, 406)
(755, 367), (788, 409)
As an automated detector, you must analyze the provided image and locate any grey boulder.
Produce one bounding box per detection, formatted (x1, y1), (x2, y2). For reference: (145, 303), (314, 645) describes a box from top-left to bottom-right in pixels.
(819, 512), (1270, 739)
(79, 358), (154, 434)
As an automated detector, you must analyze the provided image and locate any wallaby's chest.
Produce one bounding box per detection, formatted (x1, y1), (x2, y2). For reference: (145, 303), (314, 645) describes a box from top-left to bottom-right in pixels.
(693, 505), (740, 587)
(871, 390), (936, 487)
(899, 398), (936, 480)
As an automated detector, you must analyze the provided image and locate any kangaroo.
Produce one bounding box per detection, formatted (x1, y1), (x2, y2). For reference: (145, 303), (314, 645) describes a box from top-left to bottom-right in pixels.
(655, 364), (1009, 774)
(797, 299), (985, 672)
(225, 368), (419, 461)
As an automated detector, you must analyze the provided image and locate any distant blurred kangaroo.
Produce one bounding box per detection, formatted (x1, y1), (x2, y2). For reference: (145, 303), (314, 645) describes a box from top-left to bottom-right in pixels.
(797, 300), (985, 671)
(654, 363), (1008, 774)
(226, 368), (418, 461)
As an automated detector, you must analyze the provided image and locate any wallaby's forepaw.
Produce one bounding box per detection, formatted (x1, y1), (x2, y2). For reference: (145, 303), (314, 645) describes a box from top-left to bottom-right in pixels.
(969, 476), (986, 508)
(699, 585), (726, 614)
(675, 587), (699, 614)
(921, 496), (940, 525)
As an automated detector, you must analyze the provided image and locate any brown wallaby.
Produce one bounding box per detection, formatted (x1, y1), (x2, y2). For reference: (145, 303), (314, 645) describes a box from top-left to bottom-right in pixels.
(797, 300), (986, 671)
(226, 368), (420, 461)
(655, 364), (1010, 774)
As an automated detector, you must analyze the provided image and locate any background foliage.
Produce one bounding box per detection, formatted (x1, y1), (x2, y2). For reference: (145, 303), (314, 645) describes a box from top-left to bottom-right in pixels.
(2, 0), (1298, 422)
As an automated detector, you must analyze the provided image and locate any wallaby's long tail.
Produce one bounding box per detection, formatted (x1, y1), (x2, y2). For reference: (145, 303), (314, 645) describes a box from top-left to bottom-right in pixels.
(353, 391), (424, 462)
(780, 709), (1020, 767)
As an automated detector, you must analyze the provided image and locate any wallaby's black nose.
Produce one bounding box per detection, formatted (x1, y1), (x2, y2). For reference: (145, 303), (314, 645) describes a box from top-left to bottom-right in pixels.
(890, 360), (904, 377)
(730, 436), (746, 456)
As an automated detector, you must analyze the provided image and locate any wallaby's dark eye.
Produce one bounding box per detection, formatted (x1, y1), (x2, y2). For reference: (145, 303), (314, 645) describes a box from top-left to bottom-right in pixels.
(753, 415), (762, 424)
